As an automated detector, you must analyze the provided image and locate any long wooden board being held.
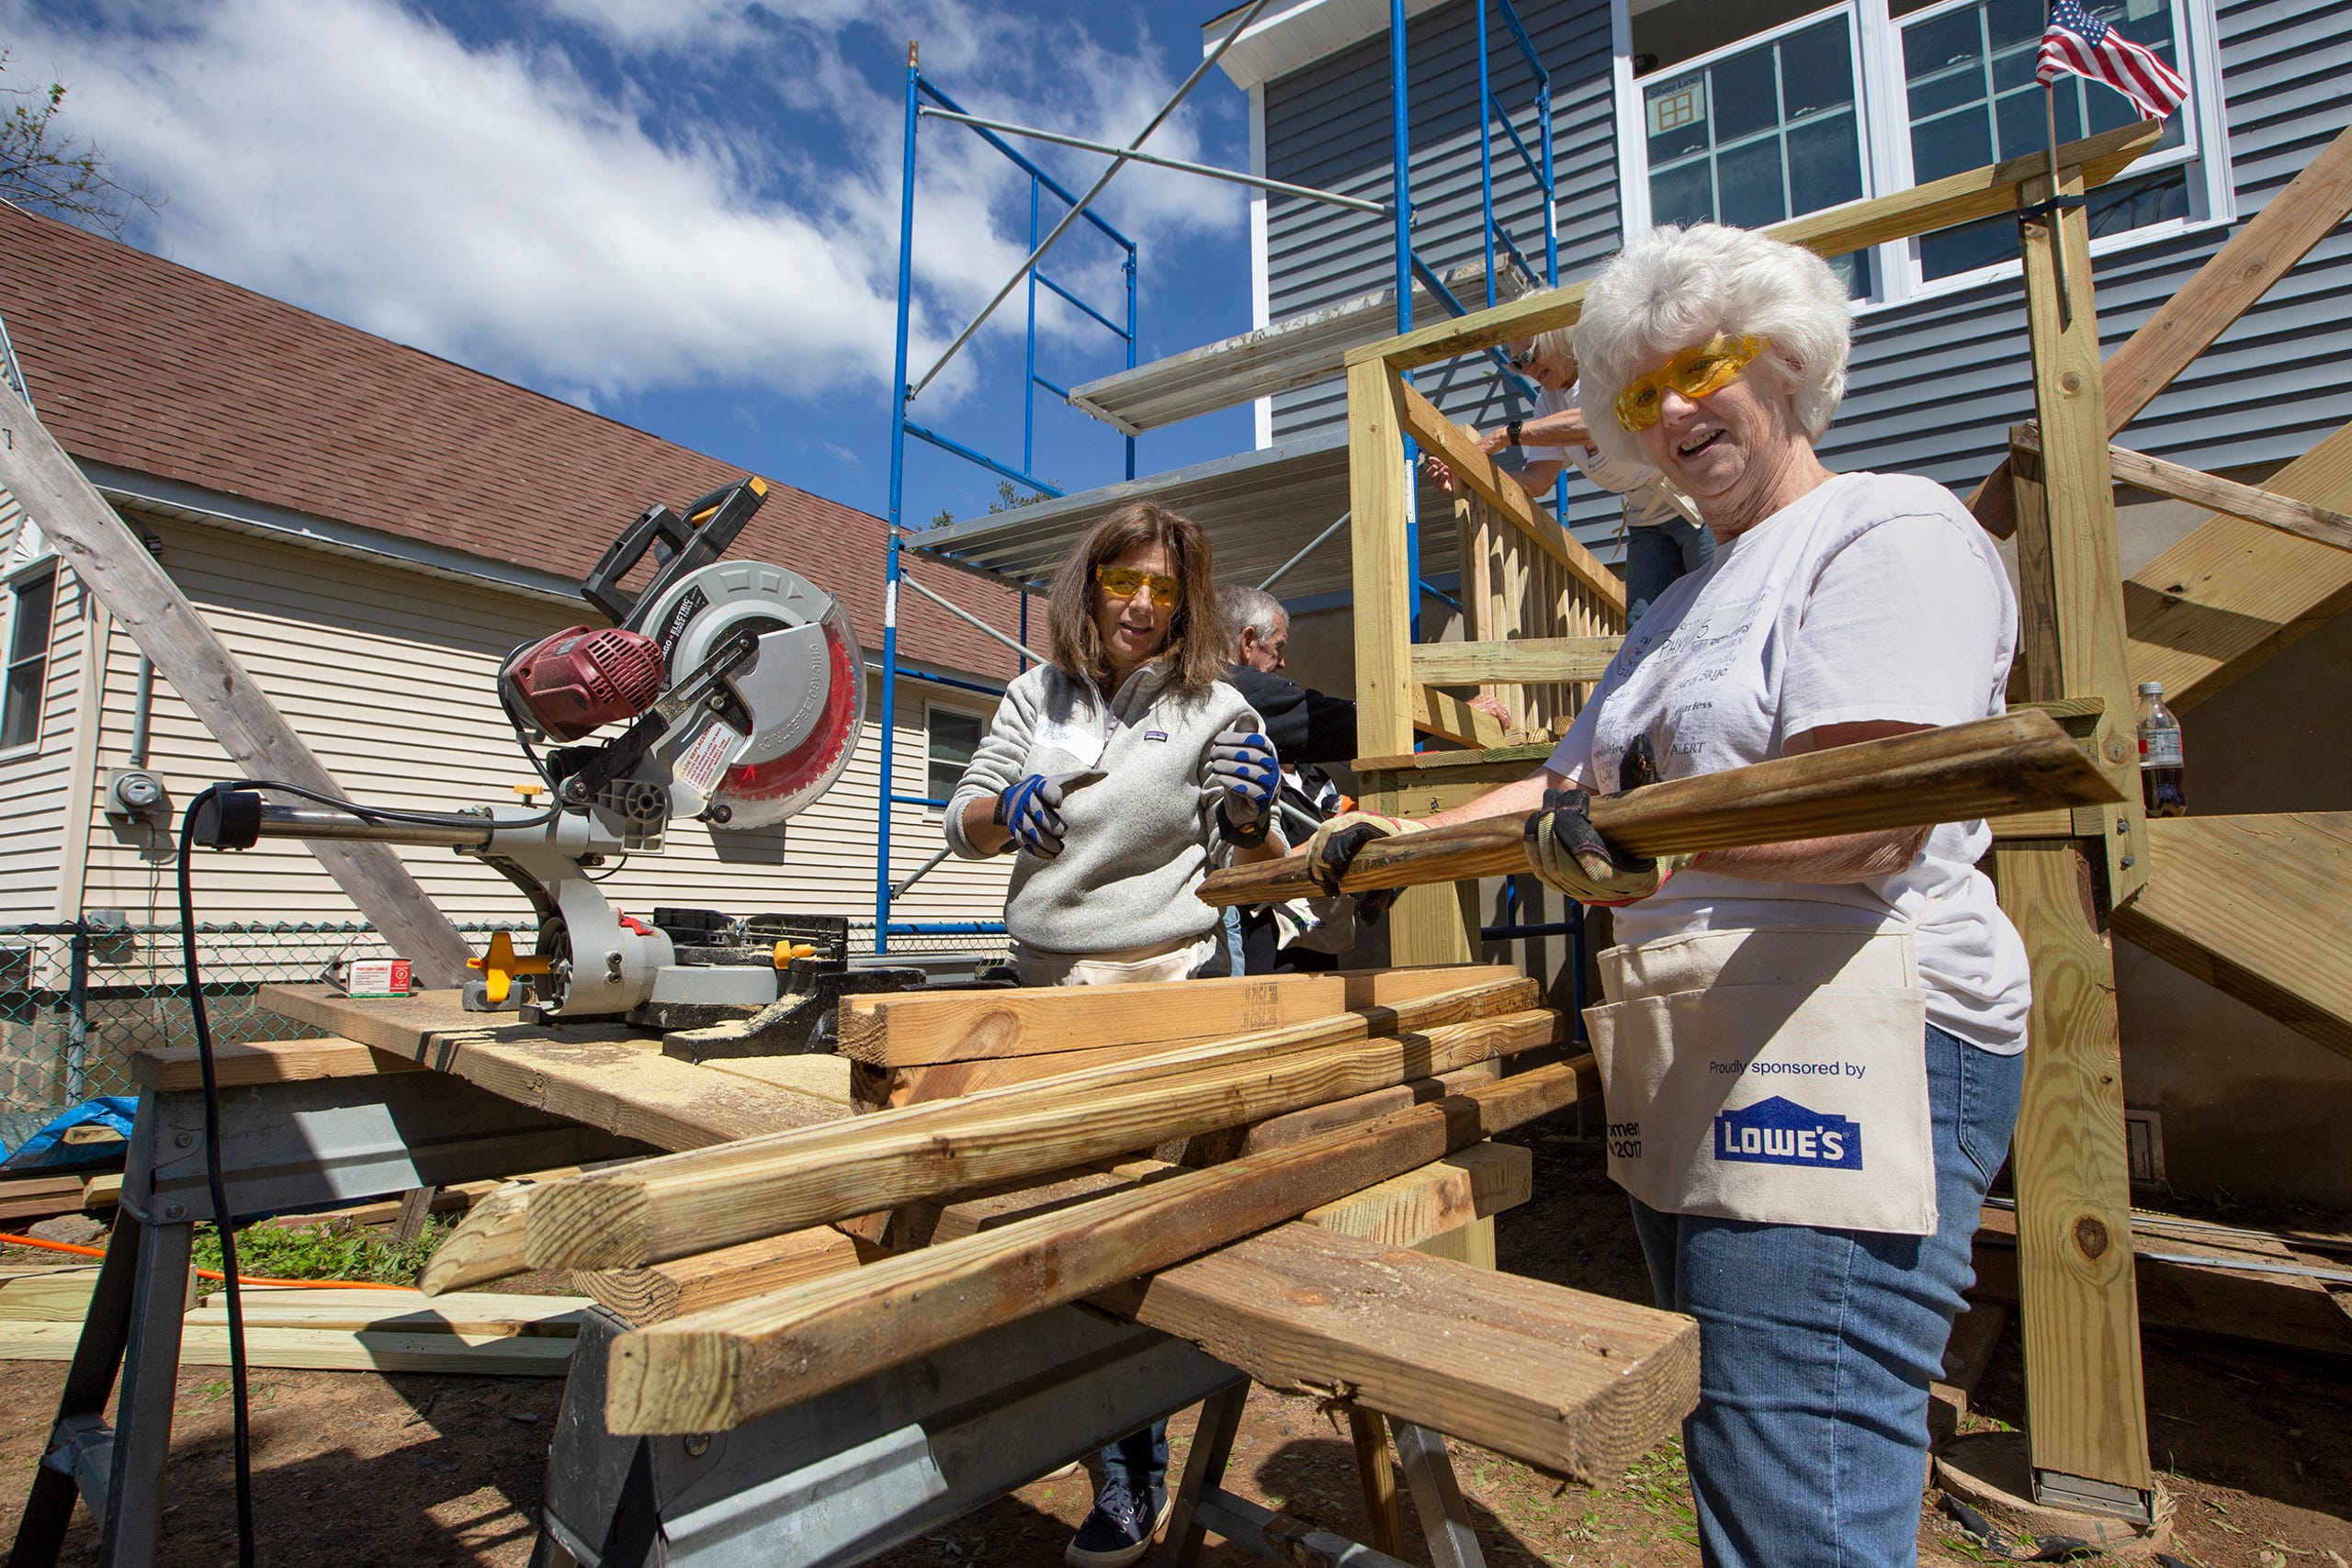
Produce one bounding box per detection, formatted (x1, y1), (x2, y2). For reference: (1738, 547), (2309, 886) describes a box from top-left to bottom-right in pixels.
(838, 964), (1501, 1066)
(603, 1058), (1594, 1433)
(514, 1009), (1562, 1274)
(1198, 709), (2119, 908)
(421, 972), (1540, 1292)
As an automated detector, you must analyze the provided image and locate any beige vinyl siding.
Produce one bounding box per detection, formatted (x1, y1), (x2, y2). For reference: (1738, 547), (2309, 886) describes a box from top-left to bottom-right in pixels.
(76, 513), (1014, 931)
(0, 490), (88, 920)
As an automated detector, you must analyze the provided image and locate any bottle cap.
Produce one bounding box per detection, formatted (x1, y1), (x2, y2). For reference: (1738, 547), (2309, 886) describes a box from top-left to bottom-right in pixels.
(2137, 681), (2164, 696)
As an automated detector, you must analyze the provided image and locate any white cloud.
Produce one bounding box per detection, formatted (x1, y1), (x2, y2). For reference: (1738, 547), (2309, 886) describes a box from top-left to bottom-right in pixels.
(0, 0), (1244, 414)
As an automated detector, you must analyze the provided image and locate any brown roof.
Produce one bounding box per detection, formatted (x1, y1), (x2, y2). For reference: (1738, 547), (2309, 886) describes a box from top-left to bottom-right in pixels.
(0, 202), (1027, 681)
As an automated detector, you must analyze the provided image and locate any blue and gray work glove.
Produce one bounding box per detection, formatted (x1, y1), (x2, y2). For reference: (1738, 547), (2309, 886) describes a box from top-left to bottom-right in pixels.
(992, 771), (1096, 860)
(1208, 728), (1281, 846)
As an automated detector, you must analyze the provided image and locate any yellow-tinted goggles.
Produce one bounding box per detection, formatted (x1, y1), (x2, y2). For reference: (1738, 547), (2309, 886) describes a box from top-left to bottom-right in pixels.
(1613, 334), (1770, 432)
(1095, 564), (1181, 607)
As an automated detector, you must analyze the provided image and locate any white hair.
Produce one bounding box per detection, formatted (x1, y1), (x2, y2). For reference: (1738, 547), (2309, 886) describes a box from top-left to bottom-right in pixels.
(1572, 224), (1850, 472)
(1220, 582), (1286, 644)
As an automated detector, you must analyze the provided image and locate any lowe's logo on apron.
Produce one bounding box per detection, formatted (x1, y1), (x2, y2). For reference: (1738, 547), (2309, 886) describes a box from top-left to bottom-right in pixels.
(1713, 1096), (1863, 1171)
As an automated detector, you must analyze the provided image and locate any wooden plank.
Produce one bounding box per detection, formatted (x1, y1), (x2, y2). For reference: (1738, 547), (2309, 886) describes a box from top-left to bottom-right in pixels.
(424, 976), (1543, 1290)
(0, 383), (473, 984)
(1409, 637), (1621, 688)
(1235, 1059), (1506, 1154)
(838, 964), (1502, 1066)
(2010, 426), (2352, 555)
(182, 1290), (587, 1337)
(2015, 170), (2147, 902)
(1395, 382), (1625, 613)
(257, 985), (845, 1150)
(1201, 709), (2121, 908)
(0, 1175), (93, 1224)
(1104, 1220), (1695, 1481)
(1348, 357), (1417, 760)
(1412, 684), (1506, 749)
(695, 1054), (856, 1105)
(134, 1035), (420, 1092)
(1355, 121), (2162, 375)
(1300, 1141), (1530, 1248)
(2110, 812), (2352, 1064)
(2125, 416), (2352, 711)
(578, 1229), (883, 1326)
(602, 1058), (1593, 1433)
(1992, 841), (2153, 1497)
(517, 1010), (1561, 1273)
(0, 1321), (573, 1375)
(1972, 120), (2352, 537)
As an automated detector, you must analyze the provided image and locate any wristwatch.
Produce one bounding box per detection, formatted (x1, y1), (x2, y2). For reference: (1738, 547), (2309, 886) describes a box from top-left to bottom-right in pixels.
(1506, 419), (1524, 447)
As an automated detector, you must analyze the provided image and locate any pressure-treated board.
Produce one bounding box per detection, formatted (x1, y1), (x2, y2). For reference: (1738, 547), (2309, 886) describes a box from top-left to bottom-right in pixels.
(1348, 356), (1419, 760)
(838, 964), (1504, 1066)
(1234, 1059), (1508, 1154)
(134, 1035), (420, 1092)
(576, 1228), (882, 1325)
(2022, 433), (2352, 556)
(1299, 1141), (1529, 1250)
(0, 1175), (92, 1224)
(258, 986), (844, 1148)
(2110, 812), (2352, 1064)
(520, 1009), (1563, 1271)
(1408, 637), (1622, 688)
(0, 1321), (574, 1375)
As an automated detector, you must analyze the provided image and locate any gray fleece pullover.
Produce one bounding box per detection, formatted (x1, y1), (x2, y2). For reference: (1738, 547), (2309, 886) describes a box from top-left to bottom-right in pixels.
(944, 660), (1263, 956)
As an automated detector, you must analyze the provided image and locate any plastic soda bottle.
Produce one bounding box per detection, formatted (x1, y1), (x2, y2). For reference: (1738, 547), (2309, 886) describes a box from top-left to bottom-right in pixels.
(2136, 680), (2187, 818)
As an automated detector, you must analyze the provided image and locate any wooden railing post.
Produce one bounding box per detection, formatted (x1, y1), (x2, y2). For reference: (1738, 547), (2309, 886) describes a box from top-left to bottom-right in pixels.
(1347, 358), (1417, 761)
(1998, 163), (2155, 1525)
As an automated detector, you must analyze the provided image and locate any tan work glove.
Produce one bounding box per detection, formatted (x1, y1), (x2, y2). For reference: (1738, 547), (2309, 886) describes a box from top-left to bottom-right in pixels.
(1523, 793), (1693, 907)
(1298, 810), (1427, 920)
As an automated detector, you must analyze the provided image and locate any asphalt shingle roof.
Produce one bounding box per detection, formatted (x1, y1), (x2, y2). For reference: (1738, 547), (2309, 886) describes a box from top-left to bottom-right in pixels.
(0, 202), (1026, 681)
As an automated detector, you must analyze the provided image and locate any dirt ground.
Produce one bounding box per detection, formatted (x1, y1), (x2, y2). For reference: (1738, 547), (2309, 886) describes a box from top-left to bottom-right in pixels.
(3, 1126), (2348, 1567)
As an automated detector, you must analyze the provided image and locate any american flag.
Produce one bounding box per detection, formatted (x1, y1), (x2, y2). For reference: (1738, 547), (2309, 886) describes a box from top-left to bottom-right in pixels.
(2036, 1), (2190, 120)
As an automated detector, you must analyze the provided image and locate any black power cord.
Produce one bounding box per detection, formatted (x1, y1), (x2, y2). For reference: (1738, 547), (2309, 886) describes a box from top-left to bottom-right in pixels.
(176, 784), (256, 1568)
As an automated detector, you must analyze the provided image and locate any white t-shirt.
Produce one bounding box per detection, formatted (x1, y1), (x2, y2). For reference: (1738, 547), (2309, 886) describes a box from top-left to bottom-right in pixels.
(1536, 383), (1694, 526)
(1544, 471), (2031, 1053)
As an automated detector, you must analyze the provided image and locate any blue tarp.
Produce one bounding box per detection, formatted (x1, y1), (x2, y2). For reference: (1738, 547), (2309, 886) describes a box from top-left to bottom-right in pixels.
(0, 1097), (136, 1173)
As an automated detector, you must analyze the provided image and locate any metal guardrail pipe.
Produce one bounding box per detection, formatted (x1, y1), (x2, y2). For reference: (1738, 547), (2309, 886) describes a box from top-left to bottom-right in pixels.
(901, 574), (1047, 665)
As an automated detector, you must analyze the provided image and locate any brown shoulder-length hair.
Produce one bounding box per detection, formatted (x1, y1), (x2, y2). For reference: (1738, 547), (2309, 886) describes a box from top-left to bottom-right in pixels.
(1046, 501), (1229, 697)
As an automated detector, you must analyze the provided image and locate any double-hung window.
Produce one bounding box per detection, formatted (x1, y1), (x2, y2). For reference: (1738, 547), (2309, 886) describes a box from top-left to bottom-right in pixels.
(925, 705), (983, 810)
(1, 561), (57, 752)
(1619, 0), (2228, 306)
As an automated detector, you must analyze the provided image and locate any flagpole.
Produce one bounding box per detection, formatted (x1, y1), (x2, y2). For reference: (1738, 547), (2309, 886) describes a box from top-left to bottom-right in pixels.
(2042, 80), (2074, 333)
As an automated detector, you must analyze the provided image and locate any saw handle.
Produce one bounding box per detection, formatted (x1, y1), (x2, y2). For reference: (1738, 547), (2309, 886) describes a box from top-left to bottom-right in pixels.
(582, 477), (768, 628)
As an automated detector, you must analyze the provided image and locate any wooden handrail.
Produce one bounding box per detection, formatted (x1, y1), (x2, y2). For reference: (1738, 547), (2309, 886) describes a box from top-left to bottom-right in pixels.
(2011, 423), (2352, 555)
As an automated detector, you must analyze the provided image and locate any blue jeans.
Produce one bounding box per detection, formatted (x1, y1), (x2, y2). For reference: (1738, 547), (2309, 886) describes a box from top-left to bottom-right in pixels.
(1629, 1023), (2024, 1568)
(1624, 518), (1715, 626)
(1100, 1421), (1168, 1492)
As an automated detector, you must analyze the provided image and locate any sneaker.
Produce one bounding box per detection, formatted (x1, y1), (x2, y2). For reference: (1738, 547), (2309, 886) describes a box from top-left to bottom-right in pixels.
(1064, 1475), (1172, 1568)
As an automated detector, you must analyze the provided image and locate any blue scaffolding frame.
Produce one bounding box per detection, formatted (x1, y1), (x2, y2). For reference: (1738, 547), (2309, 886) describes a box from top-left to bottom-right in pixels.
(875, 2), (1570, 954)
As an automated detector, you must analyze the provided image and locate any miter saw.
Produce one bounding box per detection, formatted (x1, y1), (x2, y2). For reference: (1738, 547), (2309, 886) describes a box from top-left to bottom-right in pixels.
(194, 477), (906, 1038)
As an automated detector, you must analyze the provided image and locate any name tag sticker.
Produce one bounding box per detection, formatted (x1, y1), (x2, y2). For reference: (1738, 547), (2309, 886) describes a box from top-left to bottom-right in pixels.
(1713, 1096), (1862, 1170)
(1032, 716), (1107, 770)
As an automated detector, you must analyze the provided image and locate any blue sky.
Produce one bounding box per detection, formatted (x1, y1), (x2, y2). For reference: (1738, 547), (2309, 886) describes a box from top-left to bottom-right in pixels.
(4, 0), (1261, 529)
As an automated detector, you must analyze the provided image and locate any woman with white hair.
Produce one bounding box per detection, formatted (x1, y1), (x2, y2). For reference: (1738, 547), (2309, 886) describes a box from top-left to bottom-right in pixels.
(1305, 223), (2029, 1567)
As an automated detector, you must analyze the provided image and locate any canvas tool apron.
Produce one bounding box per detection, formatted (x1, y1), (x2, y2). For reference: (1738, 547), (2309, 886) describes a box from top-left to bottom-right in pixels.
(1583, 925), (1938, 1236)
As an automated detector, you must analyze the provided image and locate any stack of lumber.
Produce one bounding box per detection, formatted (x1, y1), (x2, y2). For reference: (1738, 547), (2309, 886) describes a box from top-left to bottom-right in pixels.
(418, 965), (1704, 1480)
(0, 1266), (582, 1375)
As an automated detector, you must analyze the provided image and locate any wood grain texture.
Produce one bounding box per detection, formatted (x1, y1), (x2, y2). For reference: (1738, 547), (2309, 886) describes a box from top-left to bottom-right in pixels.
(425, 974), (1538, 1290)
(1973, 120), (2352, 537)
(2009, 426), (2352, 555)
(1409, 637), (1622, 688)
(1993, 841), (2153, 1495)
(134, 1035), (419, 1092)
(258, 985), (845, 1150)
(526, 1009), (1563, 1272)
(0, 381), (475, 985)
(1299, 1140), (1530, 1247)
(1349, 357), (1418, 759)
(1413, 684), (1508, 749)
(577, 1228), (881, 1326)
(838, 964), (1500, 1066)
(2110, 812), (2352, 1064)
(1354, 120), (2159, 374)
(602, 1058), (1592, 1432)
(0, 1176), (90, 1224)
(2014, 170), (2148, 903)
(1103, 1221), (1697, 1480)
(0, 1322), (575, 1375)
(1201, 710), (2120, 908)
(1235, 1058), (1510, 1155)
(2124, 417), (2352, 711)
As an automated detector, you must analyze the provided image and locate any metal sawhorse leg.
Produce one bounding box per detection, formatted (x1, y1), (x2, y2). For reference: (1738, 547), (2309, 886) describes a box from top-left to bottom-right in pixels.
(1163, 1382), (1487, 1568)
(7, 1069), (640, 1568)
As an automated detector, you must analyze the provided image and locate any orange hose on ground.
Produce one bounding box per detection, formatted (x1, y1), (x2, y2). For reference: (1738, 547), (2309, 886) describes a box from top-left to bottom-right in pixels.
(0, 1230), (409, 1290)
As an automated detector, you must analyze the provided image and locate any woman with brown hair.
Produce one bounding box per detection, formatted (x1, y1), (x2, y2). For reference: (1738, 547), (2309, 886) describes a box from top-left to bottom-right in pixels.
(944, 498), (1283, 1566)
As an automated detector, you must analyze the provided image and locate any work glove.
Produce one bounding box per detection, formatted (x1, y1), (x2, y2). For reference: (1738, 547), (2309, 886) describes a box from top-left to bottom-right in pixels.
(1208, 728), (1280, 846)
(1299, 810), (1427, 920)
(993, 772), (1083, 860)
(1522, 790), (1691, 907)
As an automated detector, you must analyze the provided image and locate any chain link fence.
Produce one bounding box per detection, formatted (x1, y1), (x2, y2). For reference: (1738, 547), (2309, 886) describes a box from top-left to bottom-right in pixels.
(0, 915), (1011, 1146)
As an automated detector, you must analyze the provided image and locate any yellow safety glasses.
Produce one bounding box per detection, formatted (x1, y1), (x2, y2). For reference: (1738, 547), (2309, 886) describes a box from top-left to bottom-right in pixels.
(1095, 564), (1182, 606)
(1613, 334), (1771, 432)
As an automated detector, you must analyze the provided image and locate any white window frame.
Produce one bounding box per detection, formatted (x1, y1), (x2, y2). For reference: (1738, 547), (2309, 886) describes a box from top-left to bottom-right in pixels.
(0, 557), (61, 759)
(1612, 0), (2234, 313)
(922, 699), (987, 819)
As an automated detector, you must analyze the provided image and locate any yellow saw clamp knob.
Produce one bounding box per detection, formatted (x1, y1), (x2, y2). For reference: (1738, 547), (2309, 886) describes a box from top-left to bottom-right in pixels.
(772, 941), (819, 968)
(469, 930), (552, 1005)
